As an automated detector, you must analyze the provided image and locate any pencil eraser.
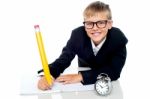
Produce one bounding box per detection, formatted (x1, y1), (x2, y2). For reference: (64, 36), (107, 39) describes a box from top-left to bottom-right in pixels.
(34, 25), (40, 29)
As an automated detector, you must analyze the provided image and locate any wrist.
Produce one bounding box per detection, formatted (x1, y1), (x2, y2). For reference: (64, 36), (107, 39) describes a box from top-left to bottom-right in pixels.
(78, 72), (83, 82)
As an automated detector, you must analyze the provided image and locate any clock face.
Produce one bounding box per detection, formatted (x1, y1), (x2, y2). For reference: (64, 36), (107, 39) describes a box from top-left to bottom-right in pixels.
(95, 80), (109, 95)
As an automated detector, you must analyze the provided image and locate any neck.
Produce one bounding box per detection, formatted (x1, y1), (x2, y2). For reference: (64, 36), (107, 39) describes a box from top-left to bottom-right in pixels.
(94, 37), (105, 46)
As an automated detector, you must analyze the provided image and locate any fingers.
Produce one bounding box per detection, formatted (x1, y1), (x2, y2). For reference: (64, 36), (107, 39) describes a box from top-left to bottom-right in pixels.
(56, 77), (71, 84)
(37, 76), (53, 90)
(56, 74), (82, 84)
(62, 80), (71, 84)
(56, 75), (70, 82)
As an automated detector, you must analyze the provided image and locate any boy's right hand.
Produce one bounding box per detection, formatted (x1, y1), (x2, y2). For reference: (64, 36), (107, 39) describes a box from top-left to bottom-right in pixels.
(37, 76), (54, 90)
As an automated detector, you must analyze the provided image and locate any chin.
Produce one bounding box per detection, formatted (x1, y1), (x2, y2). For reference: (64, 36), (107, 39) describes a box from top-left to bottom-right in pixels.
(92, 37), (101, 41)
(92, 39), (100, 44)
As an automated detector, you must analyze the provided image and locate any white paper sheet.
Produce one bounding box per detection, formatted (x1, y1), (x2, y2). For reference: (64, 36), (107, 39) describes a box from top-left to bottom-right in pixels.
(20, 74), (94, 95)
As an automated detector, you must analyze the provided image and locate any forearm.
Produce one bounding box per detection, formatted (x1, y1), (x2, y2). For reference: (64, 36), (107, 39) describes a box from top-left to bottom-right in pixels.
(80, 46), (127, 85)
(80, 67), (119, 85)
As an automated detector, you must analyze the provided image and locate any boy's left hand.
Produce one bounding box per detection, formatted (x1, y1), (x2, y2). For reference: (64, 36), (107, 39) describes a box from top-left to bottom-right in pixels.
(56, 74), (83, 84)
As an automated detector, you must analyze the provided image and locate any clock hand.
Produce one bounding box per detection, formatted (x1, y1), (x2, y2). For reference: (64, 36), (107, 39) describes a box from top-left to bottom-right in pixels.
(100, 85), (103, 88)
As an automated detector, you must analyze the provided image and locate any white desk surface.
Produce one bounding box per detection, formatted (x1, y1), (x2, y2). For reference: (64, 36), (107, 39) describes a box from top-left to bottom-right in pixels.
(20, 67), (123, 99)
(37, 80), (123, 99)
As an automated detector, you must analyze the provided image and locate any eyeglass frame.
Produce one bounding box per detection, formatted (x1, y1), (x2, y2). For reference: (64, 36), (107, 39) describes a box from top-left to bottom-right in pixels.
(83, 20), (109, 29)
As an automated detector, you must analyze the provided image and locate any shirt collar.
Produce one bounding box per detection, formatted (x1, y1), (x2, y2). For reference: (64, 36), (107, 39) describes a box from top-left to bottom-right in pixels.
(91, 37), (106, 51)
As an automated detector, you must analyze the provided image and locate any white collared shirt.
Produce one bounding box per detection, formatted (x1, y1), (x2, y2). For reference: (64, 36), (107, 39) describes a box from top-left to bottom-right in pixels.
(91, 37), (106, 56)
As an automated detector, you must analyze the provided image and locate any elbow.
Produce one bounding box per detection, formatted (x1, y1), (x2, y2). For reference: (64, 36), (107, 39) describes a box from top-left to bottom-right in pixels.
(109, 71), (121, 81)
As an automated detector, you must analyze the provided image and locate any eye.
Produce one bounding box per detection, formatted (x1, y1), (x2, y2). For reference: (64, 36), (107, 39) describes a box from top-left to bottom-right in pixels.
(85, 22), (93, 26)
(97, 21), (106, 25)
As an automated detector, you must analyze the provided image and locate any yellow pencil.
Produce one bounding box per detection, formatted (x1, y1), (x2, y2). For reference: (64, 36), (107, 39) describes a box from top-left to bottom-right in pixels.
(34, 25), (52, 85)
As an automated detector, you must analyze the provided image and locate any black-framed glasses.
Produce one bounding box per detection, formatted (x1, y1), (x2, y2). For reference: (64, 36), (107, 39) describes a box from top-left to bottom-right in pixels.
(83, 20), (108, 29)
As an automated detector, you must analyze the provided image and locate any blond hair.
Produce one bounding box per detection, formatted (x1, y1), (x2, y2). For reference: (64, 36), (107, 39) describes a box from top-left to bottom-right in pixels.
(83, 1), (112, 20)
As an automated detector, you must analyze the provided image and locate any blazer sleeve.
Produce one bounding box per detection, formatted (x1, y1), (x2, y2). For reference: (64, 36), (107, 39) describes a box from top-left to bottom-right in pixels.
(49, 31), (77, 78)
(80, 44), (127, 85)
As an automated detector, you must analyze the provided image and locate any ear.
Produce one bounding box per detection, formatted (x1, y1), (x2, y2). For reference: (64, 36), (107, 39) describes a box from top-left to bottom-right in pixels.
(108, 20), (113, 29)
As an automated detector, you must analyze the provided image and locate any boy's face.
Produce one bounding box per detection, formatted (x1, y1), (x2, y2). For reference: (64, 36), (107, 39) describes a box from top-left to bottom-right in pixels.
(84, 12), (112, 45)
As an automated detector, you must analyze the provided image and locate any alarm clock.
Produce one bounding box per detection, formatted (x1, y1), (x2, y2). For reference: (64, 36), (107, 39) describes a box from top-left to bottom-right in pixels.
(94, 73), (112, 96)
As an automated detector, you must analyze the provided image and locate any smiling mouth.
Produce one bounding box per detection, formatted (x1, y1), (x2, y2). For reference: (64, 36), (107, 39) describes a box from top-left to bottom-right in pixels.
(92, 32), (100, 36)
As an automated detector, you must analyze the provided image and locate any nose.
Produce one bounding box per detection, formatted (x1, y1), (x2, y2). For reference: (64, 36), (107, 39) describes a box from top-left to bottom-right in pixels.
(92, 23), (99, 30)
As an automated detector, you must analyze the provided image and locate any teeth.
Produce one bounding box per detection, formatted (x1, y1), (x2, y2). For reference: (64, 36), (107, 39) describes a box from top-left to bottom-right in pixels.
(93, 32), (100, 36)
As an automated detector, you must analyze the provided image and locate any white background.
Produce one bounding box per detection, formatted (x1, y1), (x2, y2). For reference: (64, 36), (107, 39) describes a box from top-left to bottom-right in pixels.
(0, 0), (150, 99)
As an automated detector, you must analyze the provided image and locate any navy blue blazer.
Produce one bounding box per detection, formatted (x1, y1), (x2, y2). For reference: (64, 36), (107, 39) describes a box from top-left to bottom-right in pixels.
(40, 26), (128, 85)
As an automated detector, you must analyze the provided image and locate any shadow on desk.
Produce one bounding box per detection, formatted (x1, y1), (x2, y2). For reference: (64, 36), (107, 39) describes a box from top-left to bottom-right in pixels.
(38, 80), (123, 99)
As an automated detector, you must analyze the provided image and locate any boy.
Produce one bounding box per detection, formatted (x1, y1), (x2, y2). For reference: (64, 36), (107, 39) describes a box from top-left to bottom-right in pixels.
(38, 1), (128, 90)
